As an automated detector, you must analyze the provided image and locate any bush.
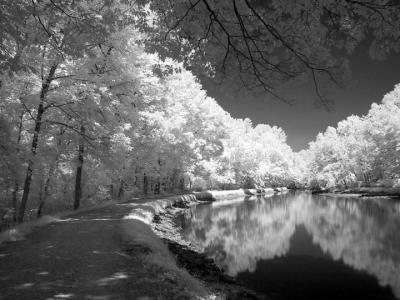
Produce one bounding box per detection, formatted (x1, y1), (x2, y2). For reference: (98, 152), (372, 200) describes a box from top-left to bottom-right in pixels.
(192, 177), (207, 192)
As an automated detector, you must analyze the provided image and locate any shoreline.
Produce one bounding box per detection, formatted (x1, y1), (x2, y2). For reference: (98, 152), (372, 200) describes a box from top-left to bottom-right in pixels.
(124, 192), (266, 299)
(149, 195), (266, 299)
(136, 188), (398, 299)
(312, 187), (400, 199)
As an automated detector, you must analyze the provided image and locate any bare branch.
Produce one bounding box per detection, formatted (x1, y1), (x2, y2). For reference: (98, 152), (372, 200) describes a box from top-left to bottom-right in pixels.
(164, 0), (202, 39)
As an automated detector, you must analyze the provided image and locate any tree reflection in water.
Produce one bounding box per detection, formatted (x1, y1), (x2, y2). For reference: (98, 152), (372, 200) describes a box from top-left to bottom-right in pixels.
(179, 192), (400, 298)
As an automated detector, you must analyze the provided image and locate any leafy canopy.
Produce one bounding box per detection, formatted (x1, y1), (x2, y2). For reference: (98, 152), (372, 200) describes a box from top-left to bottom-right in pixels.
(140, 0), (400, 107)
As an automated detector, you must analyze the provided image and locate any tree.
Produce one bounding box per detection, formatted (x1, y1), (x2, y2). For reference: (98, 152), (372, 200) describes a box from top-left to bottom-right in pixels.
(0, 0), (137, 222)
(142, 0), (400, 107)
(302, 83), (400, 189)
(366, 85), (400, 181)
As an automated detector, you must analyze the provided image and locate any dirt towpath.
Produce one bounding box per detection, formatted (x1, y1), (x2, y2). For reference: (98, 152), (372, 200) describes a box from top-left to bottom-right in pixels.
(0, 202), (199, 300)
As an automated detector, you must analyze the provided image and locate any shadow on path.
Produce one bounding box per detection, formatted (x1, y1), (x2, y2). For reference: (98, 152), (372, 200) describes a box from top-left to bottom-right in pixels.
(0, 204), (168, 300)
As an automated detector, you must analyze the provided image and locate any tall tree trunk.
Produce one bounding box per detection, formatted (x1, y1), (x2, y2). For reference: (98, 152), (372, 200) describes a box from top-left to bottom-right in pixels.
(37, 180), (44, 217)
(37, 156), (58, 218)
(118, 179), (124, 199)
(11, 182), (18, 222)
(143, 173), (148, 195)
(166, 176), (171, 192)
(36, 180), (46, 218)
(73, 125), (85, 210)
(156, 157), (161, 195)
(37, 127), (65, 218)
(18, 64), (57, 223)
(110, 184), (114, 199)
(12, 110), (25, 222)
(155, 178), (160, 195)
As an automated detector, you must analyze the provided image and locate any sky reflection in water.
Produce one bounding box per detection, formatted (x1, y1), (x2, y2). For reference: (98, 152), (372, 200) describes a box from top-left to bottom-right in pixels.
(179, 192), (400, 299)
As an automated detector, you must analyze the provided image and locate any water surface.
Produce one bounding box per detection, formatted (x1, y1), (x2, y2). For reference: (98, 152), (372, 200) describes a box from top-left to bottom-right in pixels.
(178, 192), (400, 300)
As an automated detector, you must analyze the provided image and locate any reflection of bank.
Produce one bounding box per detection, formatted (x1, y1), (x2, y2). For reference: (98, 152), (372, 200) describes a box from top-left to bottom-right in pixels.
(180, 193), (400, 298)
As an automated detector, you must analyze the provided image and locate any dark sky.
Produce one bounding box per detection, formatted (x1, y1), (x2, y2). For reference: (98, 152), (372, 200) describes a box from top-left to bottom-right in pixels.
(205, 47), (400, 152)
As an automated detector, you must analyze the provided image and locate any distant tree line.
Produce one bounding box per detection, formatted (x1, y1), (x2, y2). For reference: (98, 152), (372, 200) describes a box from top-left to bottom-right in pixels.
(298, 85), (400, 190)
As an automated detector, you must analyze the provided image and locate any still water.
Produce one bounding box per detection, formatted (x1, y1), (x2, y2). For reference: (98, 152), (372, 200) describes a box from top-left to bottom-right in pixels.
(178, 191), (400, 300)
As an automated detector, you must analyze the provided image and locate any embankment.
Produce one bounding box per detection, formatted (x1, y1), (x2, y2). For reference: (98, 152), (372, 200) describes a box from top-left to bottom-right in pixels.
(313, 187), (400, 199)
(193, 187), (286, 201)
(122, 192), (267, 299)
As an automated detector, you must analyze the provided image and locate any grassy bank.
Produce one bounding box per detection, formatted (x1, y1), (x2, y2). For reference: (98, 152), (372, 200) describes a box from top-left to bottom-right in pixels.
(123, 193), (266, 299)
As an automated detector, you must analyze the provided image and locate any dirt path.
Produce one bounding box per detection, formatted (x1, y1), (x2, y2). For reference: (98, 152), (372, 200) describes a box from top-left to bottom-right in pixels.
(0, 203), (191, 300)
